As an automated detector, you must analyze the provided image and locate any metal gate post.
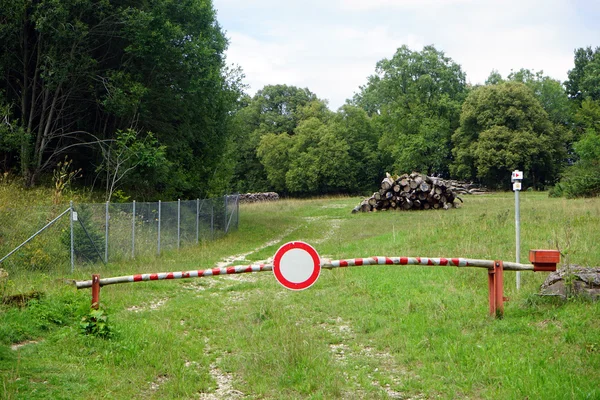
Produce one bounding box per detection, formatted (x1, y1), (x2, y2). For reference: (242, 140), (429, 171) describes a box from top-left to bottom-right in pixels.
(132, 200), (136, 258)
(488, 260), (506, 318)
(70, 201), (74, 273)
(91, 274), (100, 309)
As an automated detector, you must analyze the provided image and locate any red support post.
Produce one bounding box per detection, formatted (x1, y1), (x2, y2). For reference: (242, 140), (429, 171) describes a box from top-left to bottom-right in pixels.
(488, 261), (506, 318)
(91, 274), (100, 309)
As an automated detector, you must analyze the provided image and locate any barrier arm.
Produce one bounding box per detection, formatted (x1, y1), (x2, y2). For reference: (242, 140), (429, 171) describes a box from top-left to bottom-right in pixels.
(75, 248), (560, 318)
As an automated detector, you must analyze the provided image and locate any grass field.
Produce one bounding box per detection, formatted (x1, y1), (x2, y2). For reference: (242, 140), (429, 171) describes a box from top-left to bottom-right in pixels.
(1, 191), (600, 399)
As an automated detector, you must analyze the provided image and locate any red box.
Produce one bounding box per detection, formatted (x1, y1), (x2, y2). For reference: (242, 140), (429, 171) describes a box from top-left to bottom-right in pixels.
(529, 250), (560, 272)
(529, 250), (560, 264)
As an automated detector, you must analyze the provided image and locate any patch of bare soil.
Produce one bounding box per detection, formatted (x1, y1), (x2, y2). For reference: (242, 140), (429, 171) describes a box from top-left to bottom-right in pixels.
(126, 297), (168, 312)
(215, 227), (298, 269)
(199, 337), (245, 399)
(321, 317), (412, 399)
(11, 340), (40, 351)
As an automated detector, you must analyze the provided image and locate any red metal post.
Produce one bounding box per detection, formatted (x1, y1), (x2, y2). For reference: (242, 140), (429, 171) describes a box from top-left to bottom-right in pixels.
(91, 274), (100, 309)
(495, 260), (504, 318)
(488, 267), (495, 316)
(488, 261), (505, 318)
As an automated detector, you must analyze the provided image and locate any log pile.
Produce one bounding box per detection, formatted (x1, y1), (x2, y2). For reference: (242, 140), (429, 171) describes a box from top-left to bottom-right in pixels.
(239, 192), (280, 204)
(431, 178), (488, 195)
(352, 172), (462, 213)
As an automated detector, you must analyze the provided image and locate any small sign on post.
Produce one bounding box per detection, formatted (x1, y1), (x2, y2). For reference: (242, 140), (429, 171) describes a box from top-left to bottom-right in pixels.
(511, 170), (523, 290)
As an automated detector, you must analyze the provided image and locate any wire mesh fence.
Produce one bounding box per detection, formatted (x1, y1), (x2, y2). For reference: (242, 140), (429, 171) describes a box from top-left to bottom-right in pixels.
(0, 195), (239, 276)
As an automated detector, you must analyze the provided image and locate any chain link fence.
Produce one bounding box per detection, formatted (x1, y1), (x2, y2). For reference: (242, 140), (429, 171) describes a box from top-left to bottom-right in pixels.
(0, 195), (239, 276)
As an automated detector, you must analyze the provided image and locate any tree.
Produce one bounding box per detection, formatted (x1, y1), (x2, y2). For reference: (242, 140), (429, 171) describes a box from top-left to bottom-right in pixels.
(0, 0), (237, 199)
(353, 45), (467, 176)
(507, 69), (573, 126)
(331, 105), (381, 192)
(566, 46), (600, 101)
(96, 129), (167, 201)
(451, 82), (565, 188)
(230, 86), (326, 193)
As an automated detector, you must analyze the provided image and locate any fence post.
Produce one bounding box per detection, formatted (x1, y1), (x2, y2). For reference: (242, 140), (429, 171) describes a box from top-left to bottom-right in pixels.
(236, 194), (240, 230)
(70, 201), (74, 273)
(132, 200), (136, 259)
(224, 195), (228, 234)
(157, 200), (161, 255)
(177, 199), (181, 250)
(210, 201), (214, 240)
(105, 201), (109, 263)
(196, 199), (200, 244)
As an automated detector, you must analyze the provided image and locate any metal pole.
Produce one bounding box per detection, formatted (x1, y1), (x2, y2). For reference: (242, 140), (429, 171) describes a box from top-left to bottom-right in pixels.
(105, 201), (109, 263)
(224, 195), (228, 234)
(132, 200), (136, 259)
(236, 194), (240, 230)
(157, 200), (161, 255)
(177, 199), (181, 250)
(516, 189), (521, 290)
(70, 201), (74, 273)
(210, 201), (214, 240)
(196, 199), (200, 244)
(0, 207), (70, 264)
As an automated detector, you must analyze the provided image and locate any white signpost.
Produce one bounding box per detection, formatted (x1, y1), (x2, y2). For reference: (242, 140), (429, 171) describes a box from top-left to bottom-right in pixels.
(512, 170), (523, 290)
(273, 241), (321, 290)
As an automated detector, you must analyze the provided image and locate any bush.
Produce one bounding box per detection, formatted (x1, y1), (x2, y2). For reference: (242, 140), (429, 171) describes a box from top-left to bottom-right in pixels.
(551, 163), (600, 198)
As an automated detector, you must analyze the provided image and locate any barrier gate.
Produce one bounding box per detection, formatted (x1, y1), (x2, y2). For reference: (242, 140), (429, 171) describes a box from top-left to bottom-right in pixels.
(75, 242), (560, 318)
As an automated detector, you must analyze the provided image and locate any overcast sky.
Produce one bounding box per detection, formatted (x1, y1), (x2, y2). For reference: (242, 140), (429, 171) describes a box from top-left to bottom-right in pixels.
(213, 0), (599, 110)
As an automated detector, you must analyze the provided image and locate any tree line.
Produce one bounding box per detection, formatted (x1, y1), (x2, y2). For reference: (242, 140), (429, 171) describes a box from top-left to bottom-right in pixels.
(1, 0), (599, 200)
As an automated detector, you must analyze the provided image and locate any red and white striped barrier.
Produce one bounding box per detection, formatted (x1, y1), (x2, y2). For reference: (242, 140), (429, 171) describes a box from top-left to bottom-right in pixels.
(321, 256), (534, 271)
(75, 242), (559, 318)
(76, 263), (271, 289)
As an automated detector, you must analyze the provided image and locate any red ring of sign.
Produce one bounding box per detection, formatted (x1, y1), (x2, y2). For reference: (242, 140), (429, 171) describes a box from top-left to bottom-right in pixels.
(273, 241), (321, 291)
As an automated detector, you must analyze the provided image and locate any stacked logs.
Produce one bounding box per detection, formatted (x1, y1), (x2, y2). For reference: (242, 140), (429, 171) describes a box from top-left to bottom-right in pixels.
(239, 192), (280, 203)
(434, 178), (488, 195)
(352, 172), (462, 213)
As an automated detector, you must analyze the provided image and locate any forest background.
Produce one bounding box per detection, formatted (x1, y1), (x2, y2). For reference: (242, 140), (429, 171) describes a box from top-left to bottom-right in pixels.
(1, 0), (599, 201)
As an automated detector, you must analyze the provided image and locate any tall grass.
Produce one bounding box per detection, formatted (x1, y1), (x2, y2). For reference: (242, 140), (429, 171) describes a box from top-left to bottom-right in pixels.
(1, 191), (599, 399)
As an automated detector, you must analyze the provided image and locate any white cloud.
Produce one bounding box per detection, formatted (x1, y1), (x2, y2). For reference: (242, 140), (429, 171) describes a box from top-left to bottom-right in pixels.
(215, 0), (598, 109)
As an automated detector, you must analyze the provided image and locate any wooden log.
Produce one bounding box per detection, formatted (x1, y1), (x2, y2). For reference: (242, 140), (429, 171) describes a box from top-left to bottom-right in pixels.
(420, 182), (430, 192)
(360, 200), (372, 212)
(393, 184), (401, 193)
(409, 180), (419, 189)
(381, 177), (394, 190)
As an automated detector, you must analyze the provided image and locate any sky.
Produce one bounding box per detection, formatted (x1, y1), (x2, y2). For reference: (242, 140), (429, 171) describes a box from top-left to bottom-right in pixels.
(213, 0), (600, 110)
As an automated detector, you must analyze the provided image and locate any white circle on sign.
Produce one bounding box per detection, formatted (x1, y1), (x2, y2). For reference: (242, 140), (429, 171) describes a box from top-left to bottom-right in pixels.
(273, 241), (321, 290)
(279, 248), (314, 283)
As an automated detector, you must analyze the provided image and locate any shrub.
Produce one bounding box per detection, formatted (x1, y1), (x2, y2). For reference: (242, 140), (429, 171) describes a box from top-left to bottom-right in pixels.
(552, 163), (600, 198)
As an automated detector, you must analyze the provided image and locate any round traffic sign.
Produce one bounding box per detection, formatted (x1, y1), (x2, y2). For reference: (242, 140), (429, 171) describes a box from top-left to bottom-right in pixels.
(273, 241), (321, 290)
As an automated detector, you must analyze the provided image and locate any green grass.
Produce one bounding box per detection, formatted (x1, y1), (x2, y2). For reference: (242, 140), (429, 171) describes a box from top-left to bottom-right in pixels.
(1, 191), (600, 399)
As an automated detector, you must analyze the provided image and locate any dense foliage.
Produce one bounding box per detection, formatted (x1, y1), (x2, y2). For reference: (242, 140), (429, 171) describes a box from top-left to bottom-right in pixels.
(0, 3), (598, 198)
(0, 0), (239, 200)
